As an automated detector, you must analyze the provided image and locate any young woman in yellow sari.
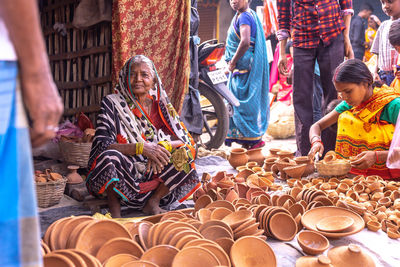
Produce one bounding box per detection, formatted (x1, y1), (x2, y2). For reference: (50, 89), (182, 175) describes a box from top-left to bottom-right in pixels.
(364, 15), (381, 62)
(308, 59), (400, 180)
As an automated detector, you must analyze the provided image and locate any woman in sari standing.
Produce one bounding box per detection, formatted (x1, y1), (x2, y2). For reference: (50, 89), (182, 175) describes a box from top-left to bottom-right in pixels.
(87, 55), (200, 217)
(364, 15), (381, 62)
(224, 0), (270, 149)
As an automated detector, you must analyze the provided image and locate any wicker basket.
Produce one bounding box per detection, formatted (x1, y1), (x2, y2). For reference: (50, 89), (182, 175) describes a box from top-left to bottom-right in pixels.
(267, 120), (295, 139)
(315, 160), (352, 176)
(36, 178), (67, 208)
(59, 140), (92, 167)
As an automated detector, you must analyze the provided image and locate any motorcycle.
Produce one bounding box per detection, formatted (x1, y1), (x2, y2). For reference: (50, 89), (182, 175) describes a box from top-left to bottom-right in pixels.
(181, 0), (239, 150)
(197, 39), (239, 149)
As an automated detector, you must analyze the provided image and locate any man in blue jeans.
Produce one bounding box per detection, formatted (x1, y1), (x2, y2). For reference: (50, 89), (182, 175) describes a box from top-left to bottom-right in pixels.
(277, 0), (354, 156)
(0, 1), (63, 266)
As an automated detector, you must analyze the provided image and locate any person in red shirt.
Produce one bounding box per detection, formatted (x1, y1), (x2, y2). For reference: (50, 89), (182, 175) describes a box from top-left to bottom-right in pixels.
(276, 0), (354, 157)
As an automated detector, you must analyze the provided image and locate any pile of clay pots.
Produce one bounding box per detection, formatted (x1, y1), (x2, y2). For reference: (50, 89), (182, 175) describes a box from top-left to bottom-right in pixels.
(286, 174), (400, 239)
(35, 169), (64, 183)
(41, 209), (278, 267)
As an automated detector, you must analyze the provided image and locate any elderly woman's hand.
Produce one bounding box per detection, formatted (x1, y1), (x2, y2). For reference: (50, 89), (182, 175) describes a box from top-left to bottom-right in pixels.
(350, 151), (376, 169)
(142, 142), (171, 174)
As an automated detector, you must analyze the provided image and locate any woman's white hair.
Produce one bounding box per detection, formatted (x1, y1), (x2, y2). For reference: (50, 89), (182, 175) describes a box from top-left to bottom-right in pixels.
(131, 55), (155, 79)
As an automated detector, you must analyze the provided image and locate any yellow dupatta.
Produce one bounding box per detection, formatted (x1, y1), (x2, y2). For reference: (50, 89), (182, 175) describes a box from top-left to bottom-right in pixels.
(335, 85), (400, 176)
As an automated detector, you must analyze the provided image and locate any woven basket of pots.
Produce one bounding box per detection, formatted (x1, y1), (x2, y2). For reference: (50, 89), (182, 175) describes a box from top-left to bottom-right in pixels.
(36, 178), (67, 208)
(59, 139), (92, 168)
(315, 160), (352, 176)
(267, 117), (295, 139)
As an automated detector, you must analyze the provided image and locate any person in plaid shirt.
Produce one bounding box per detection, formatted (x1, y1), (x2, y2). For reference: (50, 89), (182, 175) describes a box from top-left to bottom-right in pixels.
(276, 0), (354, 157)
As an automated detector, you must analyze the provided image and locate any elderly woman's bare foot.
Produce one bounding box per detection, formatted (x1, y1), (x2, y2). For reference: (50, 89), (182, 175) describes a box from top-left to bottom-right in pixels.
(143, 199), (166, 215)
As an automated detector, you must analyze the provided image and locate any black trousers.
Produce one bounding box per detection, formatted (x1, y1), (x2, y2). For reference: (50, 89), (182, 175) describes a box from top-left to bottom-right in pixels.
(292, 33), (344, 156)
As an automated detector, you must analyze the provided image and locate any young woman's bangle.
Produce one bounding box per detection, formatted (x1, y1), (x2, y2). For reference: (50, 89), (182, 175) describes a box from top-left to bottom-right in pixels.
(310, 135), (321, 143)
(136, 142), (144, 154)
(158, 140), (172, 152)
(311, 140), (323, 147)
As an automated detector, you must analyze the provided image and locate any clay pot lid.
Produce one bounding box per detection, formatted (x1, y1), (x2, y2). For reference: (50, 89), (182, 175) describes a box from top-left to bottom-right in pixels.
(172, 246), (221, 267)
(199, 219), (233, 237)
(297, 230), (330, 256)
(69, 249), (101, 267)
(103, 254), (139, 267)
(269, 212), (297, 241)
(327, 244), (376, 267)
(198, 243), (231, 267)
(206, 200), (235, 212)
(75, 220), (132, 256)
(200, 225), (234, 241)
(138, 221), (153, 250)
(296, 255), (333, 267)
(316, 216), (354, 233)
(222, 210), (253, 229)
(141, 245), (179, 267)
(95, 237), (144, 264)
(58, 216), (94, 250)
(43, 253), (74, 267)
(230, 236), (276, 267)
(194, 194), (213, 212)
(301, 207), (365, 238)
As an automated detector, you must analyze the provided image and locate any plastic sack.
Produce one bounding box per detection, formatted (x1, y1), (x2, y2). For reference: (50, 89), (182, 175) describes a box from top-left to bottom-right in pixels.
(387, 111), (400, 168)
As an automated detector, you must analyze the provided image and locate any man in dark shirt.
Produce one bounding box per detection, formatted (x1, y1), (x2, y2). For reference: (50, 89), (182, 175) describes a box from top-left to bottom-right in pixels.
(350, 3), (373, 60)
(276, 0), (354, 156)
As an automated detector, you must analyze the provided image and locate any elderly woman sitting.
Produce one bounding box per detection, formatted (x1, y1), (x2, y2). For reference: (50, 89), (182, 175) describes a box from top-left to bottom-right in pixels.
(87, 55), (200, 217)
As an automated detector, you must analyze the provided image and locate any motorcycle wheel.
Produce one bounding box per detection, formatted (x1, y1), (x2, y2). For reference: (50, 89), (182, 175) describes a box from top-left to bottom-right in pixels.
(198, 82), (229, 149)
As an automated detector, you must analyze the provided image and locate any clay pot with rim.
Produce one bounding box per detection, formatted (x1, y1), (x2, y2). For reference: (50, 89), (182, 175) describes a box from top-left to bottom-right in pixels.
(228, 148), (249, 169)
(263, 157), (278, 172)
(297, 230), (329, 255)
(277, 150), (294, 159)
(247, 148), (265, 166)
(327, 244), (376, 267)
(66, 165), (83, 184)
(294, 156), (315, 176)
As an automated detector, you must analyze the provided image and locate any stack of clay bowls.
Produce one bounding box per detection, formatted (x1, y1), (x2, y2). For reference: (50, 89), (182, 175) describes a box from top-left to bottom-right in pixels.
(222, 210), (264, 240)
(285, 174), (400, 240)
(296, 243), (376, 267)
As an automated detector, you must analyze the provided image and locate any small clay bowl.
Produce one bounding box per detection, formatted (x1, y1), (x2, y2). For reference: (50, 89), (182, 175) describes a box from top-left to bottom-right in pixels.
(194, 194), (213, 212)
(214, 237), (235, 256)
(206, 200), (235, 212)
(210, 207), (232, 220)
(222, 210), (253, 229)
(230, 236), (276, 267)
(316, 216), (354, 233)
(297, 230), (329, 255)
(172, 246), (220, 267)
(283, 164), (307, 178)
(197, 208), (212, 223)
(200, 225), (234, 241)
(141, 245), (179, 267)
(366, 220), (381, 232)
(198, 243), (231, 267)
(96, 237), (144, 264)
(43, 254), (74, 267)
(268, 212), (297, 241)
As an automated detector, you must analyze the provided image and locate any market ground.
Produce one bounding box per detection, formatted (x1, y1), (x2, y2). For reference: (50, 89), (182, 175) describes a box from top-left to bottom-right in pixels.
(38, 134), (296, 235)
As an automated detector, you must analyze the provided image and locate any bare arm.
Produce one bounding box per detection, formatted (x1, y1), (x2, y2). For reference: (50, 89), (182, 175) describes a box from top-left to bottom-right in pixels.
(278, 39), (289, 76)
(228, 24), (251, 71)
(342, 13), (354, 59)
(308, 110), (340, 158)
(0, 0), (63, 147)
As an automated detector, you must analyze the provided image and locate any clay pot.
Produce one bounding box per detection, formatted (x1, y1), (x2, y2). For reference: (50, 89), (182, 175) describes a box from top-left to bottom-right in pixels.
(294, 156), (315, 176)
(228, 148), (249, 169)
(283, 164), (307, 179)
(247, 148), (265, 166)
(327, 244), (376, 267)
(66, 165), (83, 184)
(276, 150), (294, 159)
(263, 157), (278, 172)
(297, 230), (329, 255)
(269, 148), (281, 156)
(230, 236), (276, 267)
